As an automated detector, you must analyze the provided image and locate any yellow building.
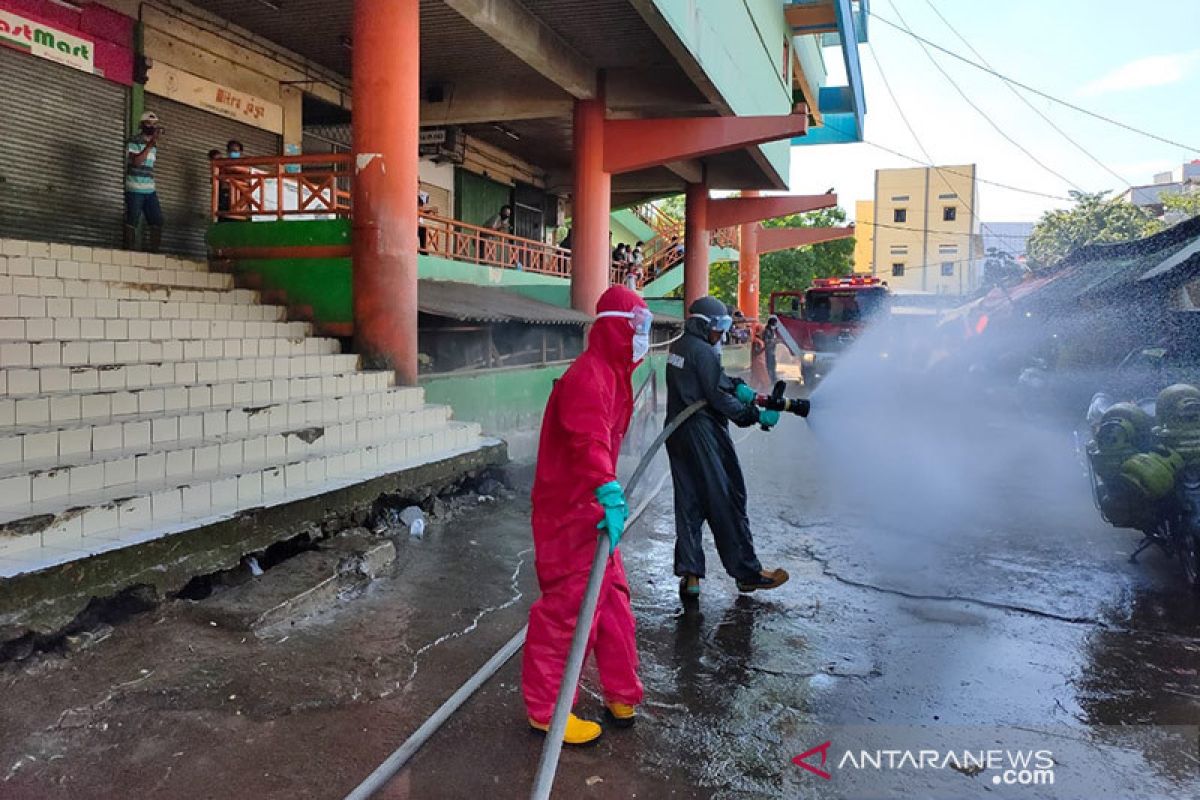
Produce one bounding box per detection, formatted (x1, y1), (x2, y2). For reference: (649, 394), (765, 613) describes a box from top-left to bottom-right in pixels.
(866, 165), (982, 295)
(853, 200), (874, 274)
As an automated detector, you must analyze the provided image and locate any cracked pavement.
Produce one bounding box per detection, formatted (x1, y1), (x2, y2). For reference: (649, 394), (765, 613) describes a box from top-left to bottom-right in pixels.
(3, 404), (1200, 798)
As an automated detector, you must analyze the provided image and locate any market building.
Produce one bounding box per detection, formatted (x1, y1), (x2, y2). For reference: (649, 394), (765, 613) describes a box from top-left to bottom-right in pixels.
(0, 0), (868, 636)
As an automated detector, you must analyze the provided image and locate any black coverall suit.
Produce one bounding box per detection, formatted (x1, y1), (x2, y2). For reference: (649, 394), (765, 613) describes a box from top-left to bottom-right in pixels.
(665, 318), (765, 582)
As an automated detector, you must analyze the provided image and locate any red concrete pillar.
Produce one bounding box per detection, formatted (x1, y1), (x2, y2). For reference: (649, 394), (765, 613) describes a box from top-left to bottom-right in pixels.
(570, 93), (611, 313)
(352, 0), (419, 384)
(683, 182), (710, 309)
(738, 189), (760, 319)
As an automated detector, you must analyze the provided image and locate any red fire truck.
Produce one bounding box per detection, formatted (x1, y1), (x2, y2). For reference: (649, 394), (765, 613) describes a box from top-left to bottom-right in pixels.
(769, 276), (892, 385)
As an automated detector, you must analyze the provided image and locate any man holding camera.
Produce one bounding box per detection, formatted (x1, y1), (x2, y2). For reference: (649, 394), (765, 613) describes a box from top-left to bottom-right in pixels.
(125, 112), (164, 253)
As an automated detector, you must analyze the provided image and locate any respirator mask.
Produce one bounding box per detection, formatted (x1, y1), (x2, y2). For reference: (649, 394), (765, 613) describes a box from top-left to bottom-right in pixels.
(597, 306), (654, 364)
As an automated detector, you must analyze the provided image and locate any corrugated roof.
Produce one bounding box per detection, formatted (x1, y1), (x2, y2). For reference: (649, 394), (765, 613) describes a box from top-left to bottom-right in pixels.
(418, 280), (590, 325)
(1023, 216), (1200, 308)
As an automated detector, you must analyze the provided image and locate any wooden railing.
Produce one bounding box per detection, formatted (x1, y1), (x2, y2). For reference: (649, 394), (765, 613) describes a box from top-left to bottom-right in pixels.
(212, 154), (352, 220)
(631, 201), (684, 240)
(211, 156), (727, 284)
(421, 214), (571, 277)
(628, 226), (738, 289)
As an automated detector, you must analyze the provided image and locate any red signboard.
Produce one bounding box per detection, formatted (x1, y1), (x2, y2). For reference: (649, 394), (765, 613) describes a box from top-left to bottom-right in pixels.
(0, 0), (133, 85)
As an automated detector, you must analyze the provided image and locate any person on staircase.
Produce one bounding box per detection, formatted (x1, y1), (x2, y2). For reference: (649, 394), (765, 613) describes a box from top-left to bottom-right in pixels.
(125, 112), (164, 253)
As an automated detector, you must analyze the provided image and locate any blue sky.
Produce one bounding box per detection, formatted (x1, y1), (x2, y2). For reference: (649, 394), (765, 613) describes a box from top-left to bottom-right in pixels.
(788, 0), (1200, 222)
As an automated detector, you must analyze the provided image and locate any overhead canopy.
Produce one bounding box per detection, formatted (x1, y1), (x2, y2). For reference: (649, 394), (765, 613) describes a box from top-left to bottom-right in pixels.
(419, 280), (683, 327)
(418, 280), (590, 325)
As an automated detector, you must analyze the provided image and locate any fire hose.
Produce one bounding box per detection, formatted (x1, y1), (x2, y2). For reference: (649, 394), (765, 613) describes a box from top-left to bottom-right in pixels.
(344, 387), (809, 800)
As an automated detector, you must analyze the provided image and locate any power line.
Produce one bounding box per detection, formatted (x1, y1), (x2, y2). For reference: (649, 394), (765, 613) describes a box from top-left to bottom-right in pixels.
(861, 35), (1000, 249)
(921, 0), (1133, 191)
(860, 134), (1073, 200)
(869, 12), (1200, 153)
(823, 124), (1073, 201)
(865, 218), (1030, 237)
(883, 0), (1086, 193)
(864, 41), (936, 166)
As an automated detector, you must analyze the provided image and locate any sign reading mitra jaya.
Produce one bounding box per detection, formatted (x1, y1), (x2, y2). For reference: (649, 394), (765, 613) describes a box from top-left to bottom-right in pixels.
(147, 62), (284, 134)
(0, 7), (95, 74)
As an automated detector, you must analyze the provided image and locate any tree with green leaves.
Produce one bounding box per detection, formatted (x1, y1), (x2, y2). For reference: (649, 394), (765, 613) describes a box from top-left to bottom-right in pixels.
(1162, 191), (1200, 222)
(1027, 190), (1161, 270)
(709, 206), (855, 318)
(982, 247), (1026, 289)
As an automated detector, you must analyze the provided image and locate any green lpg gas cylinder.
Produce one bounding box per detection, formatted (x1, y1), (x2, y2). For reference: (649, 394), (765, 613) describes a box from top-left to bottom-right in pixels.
(1089, 402), (1154, 481)
(1154, 384), (1200, 464)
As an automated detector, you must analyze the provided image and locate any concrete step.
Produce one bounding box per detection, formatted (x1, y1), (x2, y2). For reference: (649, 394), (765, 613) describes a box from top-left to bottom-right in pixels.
(0, 420), (483, 569)
(0, 254), (232, 290)
(0, 387), (422, 467)
(0, 369), (396, 429)
(0, 295), (286, 324)
(0, 336), (339, 369)
(0, 353), (361, 398)
(0, 239), (207, 272)
(0, 317), (313, 343)
(0, 405), (453, 509)
(0, 275), (257, 305)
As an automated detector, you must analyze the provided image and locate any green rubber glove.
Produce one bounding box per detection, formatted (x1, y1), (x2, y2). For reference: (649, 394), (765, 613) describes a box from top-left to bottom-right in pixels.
(759, 409), (781, 429)
(735, 382), (757, 404)
(595, 480), (629, 552)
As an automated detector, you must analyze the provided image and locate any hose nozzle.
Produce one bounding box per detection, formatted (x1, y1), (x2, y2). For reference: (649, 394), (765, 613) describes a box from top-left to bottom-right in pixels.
(757, 381), (810, 418)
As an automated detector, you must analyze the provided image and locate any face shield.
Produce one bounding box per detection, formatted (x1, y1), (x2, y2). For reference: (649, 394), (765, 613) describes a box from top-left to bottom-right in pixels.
(597, 307), (654, 363)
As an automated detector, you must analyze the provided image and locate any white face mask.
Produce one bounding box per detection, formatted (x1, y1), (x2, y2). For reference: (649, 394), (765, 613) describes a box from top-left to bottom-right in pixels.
(596, 307), (654, 365)
(632, 333), (650, 363)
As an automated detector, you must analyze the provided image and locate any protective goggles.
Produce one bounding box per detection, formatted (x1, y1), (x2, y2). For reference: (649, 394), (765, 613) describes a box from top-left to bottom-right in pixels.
(690, 312), (733, 333)
(597, 307), (653, 335)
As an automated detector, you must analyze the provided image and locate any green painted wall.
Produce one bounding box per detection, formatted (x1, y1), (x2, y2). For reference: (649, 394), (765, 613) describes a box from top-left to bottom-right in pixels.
(611, 208), (656, 246)
(645, 298), (684, 319)
(208, 221), (574, 324)
(208, 218), (352, 249)
(650, 0), (793, 182)
(208, 220), (354, 323)
(722, 343), (751, 372)
(640, 244), (739, 298)
(422, 353), (669, 461)
(207, 220), (743, 327)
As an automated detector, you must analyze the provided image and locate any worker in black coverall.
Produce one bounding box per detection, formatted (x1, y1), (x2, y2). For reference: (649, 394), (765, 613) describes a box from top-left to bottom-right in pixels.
(666, 296), (790, 598)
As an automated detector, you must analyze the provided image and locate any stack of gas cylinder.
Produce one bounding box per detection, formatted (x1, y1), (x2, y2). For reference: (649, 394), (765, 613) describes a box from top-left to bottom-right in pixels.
(1087, 384), (1200, 531)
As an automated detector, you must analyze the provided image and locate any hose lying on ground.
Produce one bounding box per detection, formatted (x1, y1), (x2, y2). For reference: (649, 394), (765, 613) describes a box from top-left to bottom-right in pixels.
(342, 400), (709, 800)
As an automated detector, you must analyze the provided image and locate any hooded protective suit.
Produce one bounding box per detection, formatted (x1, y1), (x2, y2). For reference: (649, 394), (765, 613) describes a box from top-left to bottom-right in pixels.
(666, 299), (765, 582)
(521, 285), (646, 724)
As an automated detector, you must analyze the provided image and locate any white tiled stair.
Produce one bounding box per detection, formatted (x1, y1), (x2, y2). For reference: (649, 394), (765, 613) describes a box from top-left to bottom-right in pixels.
(0, 239), (486, 578)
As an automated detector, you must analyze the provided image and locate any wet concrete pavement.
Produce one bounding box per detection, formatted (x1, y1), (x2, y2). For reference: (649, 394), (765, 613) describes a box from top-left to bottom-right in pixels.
(3, 401), (1200, 798)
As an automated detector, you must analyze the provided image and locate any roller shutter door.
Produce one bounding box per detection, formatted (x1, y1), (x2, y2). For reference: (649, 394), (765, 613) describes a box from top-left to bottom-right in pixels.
(144, 95), (280, 256)
(0, 46), (127, 249)
(455, 168), (512, 228)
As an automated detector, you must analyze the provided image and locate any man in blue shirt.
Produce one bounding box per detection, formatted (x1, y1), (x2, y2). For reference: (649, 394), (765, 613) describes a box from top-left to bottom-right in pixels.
(125, 112), (164, 252)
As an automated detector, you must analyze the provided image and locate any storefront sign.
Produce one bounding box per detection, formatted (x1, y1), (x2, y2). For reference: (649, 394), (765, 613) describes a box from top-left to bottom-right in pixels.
(147, 61), (283, 134)
(0, 7), (95, 74)
(419, 126), (465, 163)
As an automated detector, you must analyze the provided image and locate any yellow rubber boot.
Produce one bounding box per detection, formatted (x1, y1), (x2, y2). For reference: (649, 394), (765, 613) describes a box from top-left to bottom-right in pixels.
(605, 702), (637, 729)
(528, 713), (603, 746)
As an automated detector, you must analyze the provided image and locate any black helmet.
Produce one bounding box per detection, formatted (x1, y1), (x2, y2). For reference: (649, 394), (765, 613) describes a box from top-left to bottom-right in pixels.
(688, 296), (733, 337)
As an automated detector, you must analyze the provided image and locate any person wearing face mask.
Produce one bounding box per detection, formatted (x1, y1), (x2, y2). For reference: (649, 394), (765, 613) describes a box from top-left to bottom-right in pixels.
(124, 112), (164, 252)
(522, 285), (651, 746)
(665, 295), (788, 599)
